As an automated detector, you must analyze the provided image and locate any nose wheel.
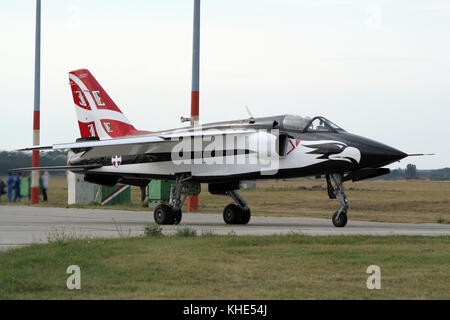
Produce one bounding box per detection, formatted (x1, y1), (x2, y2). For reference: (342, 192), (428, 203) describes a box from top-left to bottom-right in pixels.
(327, 173), (349, 228)
(332, 209), (348, 227)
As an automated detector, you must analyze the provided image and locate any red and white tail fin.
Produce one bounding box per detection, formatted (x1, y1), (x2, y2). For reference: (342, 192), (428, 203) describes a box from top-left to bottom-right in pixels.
(69, 69), (147, 139)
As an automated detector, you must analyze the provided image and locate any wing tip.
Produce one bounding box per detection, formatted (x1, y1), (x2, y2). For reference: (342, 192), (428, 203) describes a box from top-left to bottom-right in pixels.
(17, 145), (53, 151)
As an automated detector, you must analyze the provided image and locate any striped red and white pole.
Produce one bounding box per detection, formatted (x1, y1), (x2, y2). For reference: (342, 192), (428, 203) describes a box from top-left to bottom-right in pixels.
(30, 0), (41, 204)
(188, 0), (200, 212)
(190, 0), (200, 125)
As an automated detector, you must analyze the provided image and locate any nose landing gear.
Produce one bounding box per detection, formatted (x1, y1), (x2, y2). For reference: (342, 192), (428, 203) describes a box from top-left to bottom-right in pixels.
(153, 175), (190, 225)
(327, 173), (349, 227)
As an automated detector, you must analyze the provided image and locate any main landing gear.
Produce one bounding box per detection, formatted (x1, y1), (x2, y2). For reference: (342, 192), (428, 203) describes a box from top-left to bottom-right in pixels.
(153, 179), (251, 226)
(222, 190), (251, 225)
(153, 175), (189, 225)
(208, 183), (251, 225)
(326, 173), (349, 228)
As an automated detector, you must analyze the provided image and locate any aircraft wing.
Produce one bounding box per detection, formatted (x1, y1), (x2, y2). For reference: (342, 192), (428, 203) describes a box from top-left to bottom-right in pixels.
(9, 164), (102, 172)
(19, 129), (256, 151)
(18, 135), (166, 151)
(18, 128), (259, 166)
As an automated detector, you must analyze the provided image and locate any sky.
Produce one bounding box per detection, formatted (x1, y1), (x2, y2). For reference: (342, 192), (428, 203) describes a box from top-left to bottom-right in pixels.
(0, 0), (449, 169)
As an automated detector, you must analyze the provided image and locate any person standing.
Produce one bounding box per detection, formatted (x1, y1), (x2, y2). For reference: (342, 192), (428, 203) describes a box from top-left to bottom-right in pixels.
(0, 179), (5, 202)
(13, 173), (21, 202)
(7, 172), (14, 202)
(41, 171), (49, 201)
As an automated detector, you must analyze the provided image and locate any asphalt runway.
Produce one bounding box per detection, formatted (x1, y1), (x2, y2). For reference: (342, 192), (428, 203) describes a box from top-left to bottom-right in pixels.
(1, 205), (449, 250)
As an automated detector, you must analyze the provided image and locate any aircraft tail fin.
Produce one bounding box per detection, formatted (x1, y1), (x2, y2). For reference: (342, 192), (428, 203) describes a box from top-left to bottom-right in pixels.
(68, 69), (147, 139)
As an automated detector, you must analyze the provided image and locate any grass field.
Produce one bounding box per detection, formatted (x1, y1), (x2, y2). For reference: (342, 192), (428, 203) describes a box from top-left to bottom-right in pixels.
(1, 176), (449, 224)
(0, 234), (448, 299)
(1, 178), (449, 300)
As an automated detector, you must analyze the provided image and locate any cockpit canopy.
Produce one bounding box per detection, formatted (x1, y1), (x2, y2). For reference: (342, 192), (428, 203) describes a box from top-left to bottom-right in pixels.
(281, 115), (345, 133)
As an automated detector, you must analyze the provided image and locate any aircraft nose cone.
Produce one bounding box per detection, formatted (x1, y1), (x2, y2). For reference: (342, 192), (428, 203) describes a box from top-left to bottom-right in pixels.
(360, 140), (407, 168)
(377, 145), (408, 165)
(347, 134), (408, 168)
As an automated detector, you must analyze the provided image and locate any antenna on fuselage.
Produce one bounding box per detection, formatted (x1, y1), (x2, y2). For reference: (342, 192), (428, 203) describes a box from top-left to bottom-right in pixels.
(245, 105), (255, 124)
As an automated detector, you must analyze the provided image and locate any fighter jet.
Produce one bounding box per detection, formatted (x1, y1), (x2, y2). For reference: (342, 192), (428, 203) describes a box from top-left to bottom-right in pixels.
(16, 69), (408, 227)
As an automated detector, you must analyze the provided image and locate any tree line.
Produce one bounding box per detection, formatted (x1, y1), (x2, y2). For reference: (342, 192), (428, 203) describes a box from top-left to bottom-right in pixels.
(378, 164), (450, 181)
(0, 150), (67, 176)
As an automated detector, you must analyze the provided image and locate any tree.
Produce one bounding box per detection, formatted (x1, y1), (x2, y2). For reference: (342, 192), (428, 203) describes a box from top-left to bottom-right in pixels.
(405, 164), (417, 179)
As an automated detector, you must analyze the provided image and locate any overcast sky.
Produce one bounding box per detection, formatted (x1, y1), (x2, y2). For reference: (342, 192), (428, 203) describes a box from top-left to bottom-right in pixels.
(0, 0), (449, 169)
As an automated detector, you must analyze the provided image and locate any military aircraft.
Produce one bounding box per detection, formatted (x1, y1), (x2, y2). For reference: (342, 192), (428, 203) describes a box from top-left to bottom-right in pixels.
(16, 69), (409, 228)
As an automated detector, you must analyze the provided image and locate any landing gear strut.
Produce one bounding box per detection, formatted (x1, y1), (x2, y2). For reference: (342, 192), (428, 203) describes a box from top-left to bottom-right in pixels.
(223, 190), (251, 225)
(327, 173), (348, 227)
(153, 175), (190, 225)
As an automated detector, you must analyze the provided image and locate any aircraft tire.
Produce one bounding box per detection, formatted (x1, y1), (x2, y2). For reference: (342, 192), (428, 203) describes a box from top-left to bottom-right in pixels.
(154, 204), (174, 225)
(223, 204), (241, 224)
(332, 210), (348, 227)
(172, 207), (182, 225)
(239, 207), (251, 225)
